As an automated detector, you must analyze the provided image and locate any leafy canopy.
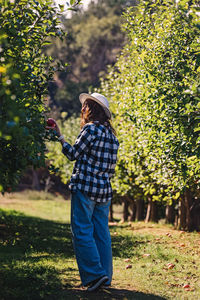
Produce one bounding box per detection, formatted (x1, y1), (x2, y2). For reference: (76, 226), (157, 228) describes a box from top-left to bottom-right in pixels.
(101, 0), (200, 202)
(0, 0), (66, 192)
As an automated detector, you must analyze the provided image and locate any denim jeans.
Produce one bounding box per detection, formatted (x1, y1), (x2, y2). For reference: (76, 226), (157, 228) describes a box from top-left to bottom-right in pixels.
(71, 189), (112, 286)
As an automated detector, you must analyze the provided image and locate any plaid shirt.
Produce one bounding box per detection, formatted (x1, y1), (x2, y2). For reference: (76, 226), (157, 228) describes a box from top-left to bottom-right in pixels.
(62, 121), (119, 202)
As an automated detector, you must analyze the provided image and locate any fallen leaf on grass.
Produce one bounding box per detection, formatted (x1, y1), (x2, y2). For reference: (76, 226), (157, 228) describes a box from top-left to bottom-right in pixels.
(142, 253), (151, 257)
(179, 243), (185, 247)
(109, 222), (118, 226)
(126, 264), (132, 269)
(124, 258), (131, 262)
(165, 232), (172, 237)
(165, 282), (181, 288)
(166, 263), (175, 269)
(183, 284), (190, 289)
(182, 283), (194, 291)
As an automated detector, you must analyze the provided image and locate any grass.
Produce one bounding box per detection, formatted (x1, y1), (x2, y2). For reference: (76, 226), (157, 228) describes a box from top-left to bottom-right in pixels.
(0, 191), (200, 300)
(1, 191), (70, 223)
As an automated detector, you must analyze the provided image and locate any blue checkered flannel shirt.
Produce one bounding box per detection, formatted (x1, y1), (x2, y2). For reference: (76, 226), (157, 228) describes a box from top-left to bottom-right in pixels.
(62, 121), (119, 202)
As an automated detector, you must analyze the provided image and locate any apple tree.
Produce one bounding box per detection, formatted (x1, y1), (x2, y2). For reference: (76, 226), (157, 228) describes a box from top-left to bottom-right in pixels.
(0, 0), (83, 193)
(101, 0), (200, 230)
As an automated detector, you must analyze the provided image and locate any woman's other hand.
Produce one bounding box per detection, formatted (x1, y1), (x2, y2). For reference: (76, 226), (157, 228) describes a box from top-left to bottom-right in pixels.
(46, 118), (61, 137)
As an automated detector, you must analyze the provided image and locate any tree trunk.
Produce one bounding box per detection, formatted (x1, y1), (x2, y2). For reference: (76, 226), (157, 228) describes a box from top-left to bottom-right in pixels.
(109, 200), (114, 222)
(44, 176), (51, 193)
(136, 198), (144, 221)
(145, 197), (158, 223)
(145, 198), (151, 223)
(177, 197), (186, 230)
(130, 200), (136, 221)
(165, 204), (175, 224)
(122, 197), (129, 222)
(32, 167), (40, 190)
(185, 188), (193, 231)
(190, 198), (200, 232)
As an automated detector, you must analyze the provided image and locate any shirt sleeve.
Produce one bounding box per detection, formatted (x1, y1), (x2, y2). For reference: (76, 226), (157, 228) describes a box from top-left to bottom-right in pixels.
(62, 124), (95, 161)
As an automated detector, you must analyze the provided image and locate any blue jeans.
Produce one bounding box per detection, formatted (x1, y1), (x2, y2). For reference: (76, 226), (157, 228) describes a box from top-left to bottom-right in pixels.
(71, 189), (112, 286)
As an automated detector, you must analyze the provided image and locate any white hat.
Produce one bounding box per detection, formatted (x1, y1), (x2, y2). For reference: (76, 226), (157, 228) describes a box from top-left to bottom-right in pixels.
(79, 92), (112, 119)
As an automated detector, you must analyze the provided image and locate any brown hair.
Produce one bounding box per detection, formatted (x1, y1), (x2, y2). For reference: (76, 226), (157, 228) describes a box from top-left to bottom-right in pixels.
(81, 99), (116, 135)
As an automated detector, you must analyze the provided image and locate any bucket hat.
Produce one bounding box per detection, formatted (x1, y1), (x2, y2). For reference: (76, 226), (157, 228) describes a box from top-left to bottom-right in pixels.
(79, 92), (112, 119)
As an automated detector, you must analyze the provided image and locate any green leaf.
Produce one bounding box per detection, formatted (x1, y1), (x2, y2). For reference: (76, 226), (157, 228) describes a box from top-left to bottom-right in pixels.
(174, 192), (180, 200)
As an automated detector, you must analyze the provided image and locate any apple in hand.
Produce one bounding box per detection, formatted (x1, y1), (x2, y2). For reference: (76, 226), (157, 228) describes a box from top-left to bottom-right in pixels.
(46, 118), (56, 128)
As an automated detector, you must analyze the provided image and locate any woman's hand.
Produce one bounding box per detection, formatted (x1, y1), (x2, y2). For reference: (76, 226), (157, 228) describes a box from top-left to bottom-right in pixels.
(46, 118), (61, 137)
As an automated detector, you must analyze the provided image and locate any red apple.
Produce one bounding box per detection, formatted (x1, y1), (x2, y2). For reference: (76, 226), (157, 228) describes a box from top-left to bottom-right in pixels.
(126, 264), (132, 269)
(183, 284), (190, 289)
(167, 263), (175, 269)
(47, 118), (56, 127)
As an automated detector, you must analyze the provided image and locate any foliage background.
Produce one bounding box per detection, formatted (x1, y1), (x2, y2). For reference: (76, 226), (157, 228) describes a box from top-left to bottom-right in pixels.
(98, 0), (200, 229)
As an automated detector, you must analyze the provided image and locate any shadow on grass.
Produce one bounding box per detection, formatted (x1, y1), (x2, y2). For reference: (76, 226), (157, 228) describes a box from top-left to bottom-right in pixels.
(0, 208), (74, 300)
(111, 230), (151, 258)
(62, 286), (167, 300)
(0, 209), (73, 257)
(0, 209), (167, 300)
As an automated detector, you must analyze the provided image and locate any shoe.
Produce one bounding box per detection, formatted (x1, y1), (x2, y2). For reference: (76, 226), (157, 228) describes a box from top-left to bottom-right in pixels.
(101, 283), (111, 288)
(87, 275), (109, 292)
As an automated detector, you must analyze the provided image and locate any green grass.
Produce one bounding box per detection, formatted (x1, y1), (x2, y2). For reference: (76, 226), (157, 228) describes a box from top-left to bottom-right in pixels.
(0, 191), (200, 300)
(0, 191), (70, 223)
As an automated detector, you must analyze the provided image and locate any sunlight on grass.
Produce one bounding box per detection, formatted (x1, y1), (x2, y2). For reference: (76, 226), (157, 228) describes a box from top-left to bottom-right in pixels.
(5, 190), (57, 201)
(0, 191), (70, 223)
(110, 225), (200, 299)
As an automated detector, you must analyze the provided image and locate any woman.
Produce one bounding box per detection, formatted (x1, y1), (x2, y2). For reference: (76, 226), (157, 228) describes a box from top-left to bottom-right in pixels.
(48, 92), (119, 292)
